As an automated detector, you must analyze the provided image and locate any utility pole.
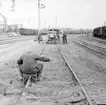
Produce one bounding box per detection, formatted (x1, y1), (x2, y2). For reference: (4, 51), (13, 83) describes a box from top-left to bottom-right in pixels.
(0, 1), (2, 11)
(52, 16), (58, 28)
(38, 0), (41, 35)
(44, 20), (46, 28)
(37, 0), (41, 43)
(56, 16), (58, 28)
(37, 0), (45, 42)
(11, 0), (15, 12)
(104, 21), (106, 26)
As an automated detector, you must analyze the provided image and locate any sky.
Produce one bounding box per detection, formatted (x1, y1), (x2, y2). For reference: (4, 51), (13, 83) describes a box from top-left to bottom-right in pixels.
(0, 0), (106, 29)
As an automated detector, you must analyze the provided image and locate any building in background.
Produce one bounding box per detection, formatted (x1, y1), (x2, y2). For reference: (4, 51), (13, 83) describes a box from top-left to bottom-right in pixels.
(8, 24), (23, 33)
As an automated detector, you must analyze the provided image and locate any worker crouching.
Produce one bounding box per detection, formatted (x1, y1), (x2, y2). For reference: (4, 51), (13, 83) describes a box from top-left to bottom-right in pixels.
(17, 52), (50, 84)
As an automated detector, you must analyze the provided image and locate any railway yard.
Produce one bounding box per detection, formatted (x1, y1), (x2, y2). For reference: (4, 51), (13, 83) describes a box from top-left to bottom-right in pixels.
(0, 34), (106, 105)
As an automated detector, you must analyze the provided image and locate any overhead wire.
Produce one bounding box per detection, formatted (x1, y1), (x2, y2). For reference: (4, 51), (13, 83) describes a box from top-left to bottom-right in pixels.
(15, 0), (38, 5)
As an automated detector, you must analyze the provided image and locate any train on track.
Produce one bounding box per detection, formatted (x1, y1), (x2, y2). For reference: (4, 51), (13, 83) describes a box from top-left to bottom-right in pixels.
(19, 28), (38, 35)
(93, 26), (106, 39)
(19, 28), (60, 36)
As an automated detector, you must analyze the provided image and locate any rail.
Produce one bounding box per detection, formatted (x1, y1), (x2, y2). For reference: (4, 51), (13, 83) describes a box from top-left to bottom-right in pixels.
(0, 36), (36, 45)
(74, 41), (106, 56)
(56, 45), (94, 105)
(12, 44), (46, 105)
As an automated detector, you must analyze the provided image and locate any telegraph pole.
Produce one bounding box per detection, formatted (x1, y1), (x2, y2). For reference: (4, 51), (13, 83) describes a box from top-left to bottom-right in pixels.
(52, 16), (58, 28)
(56, 16), (58, 28)
(38, 0), (41, 41)
(44, 20), (46, 28)
(104, 21), (106, 26)
(11, 0), (15, 12)
(37, 0), (45, 42)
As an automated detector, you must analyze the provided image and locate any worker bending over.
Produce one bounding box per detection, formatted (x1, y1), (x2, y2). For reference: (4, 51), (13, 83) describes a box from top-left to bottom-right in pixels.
(17, 52), (50, 82)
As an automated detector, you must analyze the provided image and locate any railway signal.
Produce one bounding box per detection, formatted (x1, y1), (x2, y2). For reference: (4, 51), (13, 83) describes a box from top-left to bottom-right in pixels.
(37, 0), (45, 41)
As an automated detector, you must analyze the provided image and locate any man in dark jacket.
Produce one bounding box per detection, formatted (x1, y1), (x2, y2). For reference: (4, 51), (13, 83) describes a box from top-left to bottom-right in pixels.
(17, 52), (50, 82)
(56, 31), (60, 43)
(38, 34), (43, 43)
(62, 32), (67, 44)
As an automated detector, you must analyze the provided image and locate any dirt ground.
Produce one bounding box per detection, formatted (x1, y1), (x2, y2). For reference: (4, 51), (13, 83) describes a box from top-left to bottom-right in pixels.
(59, 34), (106, 104)
(0, 34), (106, 104)
(10, 44), (87, 105)
(0, 39), (89, 105)
(0, 40), (46, 105)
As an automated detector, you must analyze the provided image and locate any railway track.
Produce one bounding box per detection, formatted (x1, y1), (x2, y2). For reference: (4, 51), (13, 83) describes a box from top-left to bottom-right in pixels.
(0, 44), (46, 105)
(81, 35), (106, 44)
(12, 44), (46, 105)
(0, 36), (36, 45)
(0, 44), (96, 105)
(0, 36), (26, 41)
(56, 45), (95, 105)
(73, 41), (106, 57)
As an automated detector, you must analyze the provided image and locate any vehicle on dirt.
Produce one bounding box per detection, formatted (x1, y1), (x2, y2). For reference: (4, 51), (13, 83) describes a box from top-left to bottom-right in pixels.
(46, 29), (60, 44)
(46, 31), (57, 44)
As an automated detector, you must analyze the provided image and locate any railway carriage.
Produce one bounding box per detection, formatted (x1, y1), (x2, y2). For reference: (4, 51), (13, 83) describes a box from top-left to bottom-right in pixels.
(19, 28), (38, 35)
(93, 26), (106, 39)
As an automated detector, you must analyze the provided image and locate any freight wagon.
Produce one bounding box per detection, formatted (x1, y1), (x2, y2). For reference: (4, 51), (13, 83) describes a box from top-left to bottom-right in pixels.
(19, 28), (38, 35)
(93, 26), (106, 39)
